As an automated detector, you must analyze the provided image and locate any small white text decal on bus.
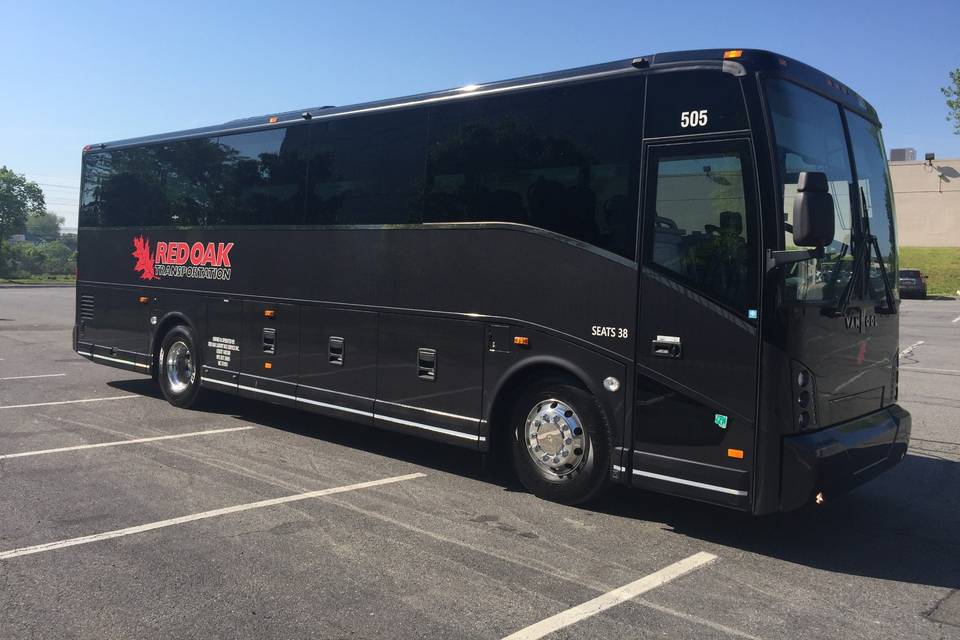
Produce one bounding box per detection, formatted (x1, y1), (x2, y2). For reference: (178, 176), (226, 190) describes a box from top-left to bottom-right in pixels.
(208, 336), (239, 368)
(680, 110), (709, 128)
(591, 326), (629, 339)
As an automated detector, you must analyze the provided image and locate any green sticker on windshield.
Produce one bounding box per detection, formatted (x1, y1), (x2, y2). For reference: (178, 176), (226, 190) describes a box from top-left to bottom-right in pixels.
(714, 414), (728, 429)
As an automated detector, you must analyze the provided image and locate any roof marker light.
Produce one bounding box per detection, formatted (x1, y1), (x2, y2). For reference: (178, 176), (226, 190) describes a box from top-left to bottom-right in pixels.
(723, 50), (743, 60)
(268, 116), (279, 124)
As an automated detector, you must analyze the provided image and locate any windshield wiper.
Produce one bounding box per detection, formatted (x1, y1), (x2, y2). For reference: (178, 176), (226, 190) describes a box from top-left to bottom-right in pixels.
(828, 187), (897, 316)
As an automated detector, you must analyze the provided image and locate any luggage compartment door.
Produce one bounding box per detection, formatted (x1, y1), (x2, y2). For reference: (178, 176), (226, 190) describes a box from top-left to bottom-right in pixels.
(374, 314), (484, 446)
(297, 307), (377, 424)
(238, 301), (300, 406)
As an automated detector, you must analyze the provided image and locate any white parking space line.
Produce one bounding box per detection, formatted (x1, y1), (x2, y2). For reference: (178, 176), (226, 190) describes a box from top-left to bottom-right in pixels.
(0, 426), (256, 460)
(501, 552), (718, 640)
(899, 340), (925, 357)
(902, 366), (960, 375)
(0, 373), (66, 381)
(0, 395), (137, 410)
(952, 315), (960, 324)
(0, 473), (427, 560)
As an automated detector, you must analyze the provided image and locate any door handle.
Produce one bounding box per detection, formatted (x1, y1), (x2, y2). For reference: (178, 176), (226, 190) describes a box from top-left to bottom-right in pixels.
(262, 328), (276, 354)
(417, 348), (437, 381)
(328, 336), (344, 366)
(651, 335), (682, 359)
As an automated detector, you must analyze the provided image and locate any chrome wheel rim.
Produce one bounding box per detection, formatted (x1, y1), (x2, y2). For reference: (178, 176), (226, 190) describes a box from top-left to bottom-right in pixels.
(523, 398), (587, 478)
(164, 340), (194, 394)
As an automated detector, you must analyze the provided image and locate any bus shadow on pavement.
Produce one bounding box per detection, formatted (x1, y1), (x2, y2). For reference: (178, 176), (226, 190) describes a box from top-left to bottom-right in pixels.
(108, 377), (958, 591)
(106, 378), (513, 485)
(592, 453), (960, 591)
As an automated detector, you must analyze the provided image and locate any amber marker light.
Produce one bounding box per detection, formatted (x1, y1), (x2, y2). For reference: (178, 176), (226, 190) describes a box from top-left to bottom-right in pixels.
(727, 448), (744, 459)
(722, 50), (743, 60)
(264, 362), (273, 369)
(264, 309), (276, 318)
(513, 336), (529, 346)
(268, 116), (279, 124)
(137, 296), (150, 304)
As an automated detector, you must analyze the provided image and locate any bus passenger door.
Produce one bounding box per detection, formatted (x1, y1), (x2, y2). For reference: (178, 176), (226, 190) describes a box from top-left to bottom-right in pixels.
(632, 138), (761, 508)
(238, 301), (300, 406)
(374, 314), (484, 445)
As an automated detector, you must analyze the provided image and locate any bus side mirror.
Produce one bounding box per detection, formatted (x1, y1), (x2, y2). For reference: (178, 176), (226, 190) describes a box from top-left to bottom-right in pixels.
(792, 171), (835, 247)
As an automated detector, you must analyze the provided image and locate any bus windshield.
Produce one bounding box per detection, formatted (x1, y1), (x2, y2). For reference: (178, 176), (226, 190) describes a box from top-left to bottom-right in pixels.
(767, 79), (897, 306)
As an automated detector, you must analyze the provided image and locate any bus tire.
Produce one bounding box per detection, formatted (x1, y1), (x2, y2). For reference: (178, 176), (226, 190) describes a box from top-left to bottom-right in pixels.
(158, 325), (202, 409)
(509, 380), (611, 505)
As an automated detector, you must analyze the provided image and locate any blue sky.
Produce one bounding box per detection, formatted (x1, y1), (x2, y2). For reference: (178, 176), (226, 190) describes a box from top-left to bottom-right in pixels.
(2, 0), (957, 229)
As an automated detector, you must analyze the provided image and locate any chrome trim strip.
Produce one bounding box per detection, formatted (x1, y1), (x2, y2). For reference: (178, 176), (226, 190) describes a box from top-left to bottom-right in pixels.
(375, 413), (478, 441)
(201, 376), (237, 388)
(634, 449), (747, 473)
(235, 370), (297, 387)
(237, 384), (296, 401)
(298, 396), (374, 418)
(631, 469), (748, 497)
(80, 351), (150, 369)
(376, 399), (479, 424)
(298, 382), (374, 401)
(208, 377), (481, 443)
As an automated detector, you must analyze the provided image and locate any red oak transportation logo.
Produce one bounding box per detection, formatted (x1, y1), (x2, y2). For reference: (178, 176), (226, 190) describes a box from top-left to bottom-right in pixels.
(132, 236), (233, 281)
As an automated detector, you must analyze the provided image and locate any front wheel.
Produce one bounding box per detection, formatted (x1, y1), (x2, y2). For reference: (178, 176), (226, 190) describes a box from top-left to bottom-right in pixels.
(158, 325), (202, 408)
(510, 381), (612, 505)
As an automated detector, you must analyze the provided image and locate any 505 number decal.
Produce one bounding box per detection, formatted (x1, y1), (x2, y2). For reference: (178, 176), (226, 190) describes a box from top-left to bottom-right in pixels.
(680, 109), (709, 128)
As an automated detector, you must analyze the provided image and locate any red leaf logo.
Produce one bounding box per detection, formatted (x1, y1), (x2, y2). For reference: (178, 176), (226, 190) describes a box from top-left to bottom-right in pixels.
(132, 236), (159, 280)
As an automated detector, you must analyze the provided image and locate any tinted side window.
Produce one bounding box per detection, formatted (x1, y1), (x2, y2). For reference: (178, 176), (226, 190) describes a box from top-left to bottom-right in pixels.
(80, 148), (170, 227)
(304, 109), (428, 225)
(161, 138), (223, 226)
(645, 142), (758, 312)
(80, 127), (310, 227)
(213, 127), (310, 225)
(424, 76), (644, 259)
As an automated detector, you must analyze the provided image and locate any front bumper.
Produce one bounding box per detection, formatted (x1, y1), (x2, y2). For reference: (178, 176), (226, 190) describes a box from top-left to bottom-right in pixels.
(780, 404), (910, 511)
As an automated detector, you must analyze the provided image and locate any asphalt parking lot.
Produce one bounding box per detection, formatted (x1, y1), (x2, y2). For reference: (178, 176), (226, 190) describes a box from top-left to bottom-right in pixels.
(1, 287), (958, 639)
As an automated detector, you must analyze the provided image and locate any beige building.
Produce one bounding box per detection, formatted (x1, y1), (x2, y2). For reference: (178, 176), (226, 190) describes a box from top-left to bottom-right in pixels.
(889, 159), (960, 246)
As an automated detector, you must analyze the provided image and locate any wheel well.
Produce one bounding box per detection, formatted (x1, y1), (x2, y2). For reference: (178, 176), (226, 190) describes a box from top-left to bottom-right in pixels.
(150, 314), (192, 377)
(486, 363), (587, 459)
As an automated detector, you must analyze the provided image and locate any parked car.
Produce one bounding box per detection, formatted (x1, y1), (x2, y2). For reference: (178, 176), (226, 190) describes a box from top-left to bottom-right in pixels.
(899, 268), (928, 299)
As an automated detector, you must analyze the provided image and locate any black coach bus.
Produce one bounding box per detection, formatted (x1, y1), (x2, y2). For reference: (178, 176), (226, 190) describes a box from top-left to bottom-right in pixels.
(74, 48), (910, 513)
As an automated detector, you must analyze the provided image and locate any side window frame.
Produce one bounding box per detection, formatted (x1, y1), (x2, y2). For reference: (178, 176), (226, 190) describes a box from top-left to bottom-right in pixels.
(640, 138), (761, 314)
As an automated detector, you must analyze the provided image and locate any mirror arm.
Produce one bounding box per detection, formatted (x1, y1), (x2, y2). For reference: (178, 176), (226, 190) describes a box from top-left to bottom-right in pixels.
(765, 246), (824, 271)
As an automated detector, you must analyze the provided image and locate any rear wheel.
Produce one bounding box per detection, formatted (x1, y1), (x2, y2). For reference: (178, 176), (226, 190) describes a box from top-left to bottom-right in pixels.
(158, 325), (202, 408)
(509, 380), (611, 505)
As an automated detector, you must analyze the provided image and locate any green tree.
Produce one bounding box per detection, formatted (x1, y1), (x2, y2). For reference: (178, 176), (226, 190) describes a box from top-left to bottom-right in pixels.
(0, 167), (46, 276)
(944, 68), (960, 135)
(25, 212), (63, 241)
(38, 240), (74, 274)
